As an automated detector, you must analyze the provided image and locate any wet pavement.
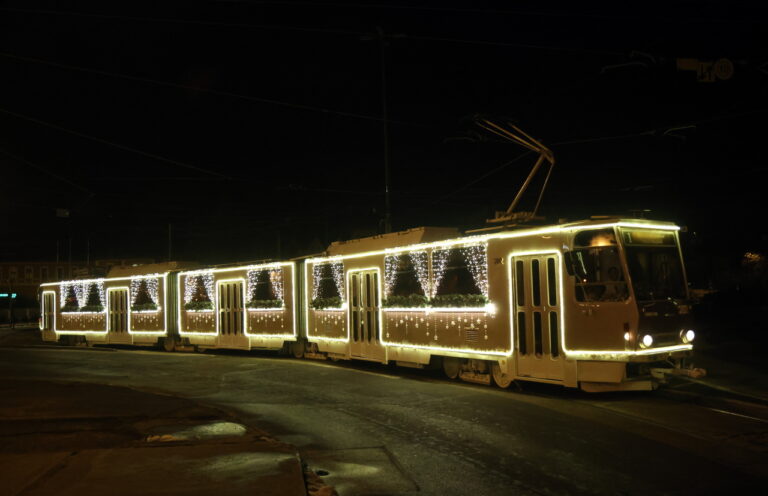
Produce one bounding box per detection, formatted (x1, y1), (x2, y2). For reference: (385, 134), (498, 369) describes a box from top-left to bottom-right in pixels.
(0, 379), (309, 496)
(1, 326), (766, 495)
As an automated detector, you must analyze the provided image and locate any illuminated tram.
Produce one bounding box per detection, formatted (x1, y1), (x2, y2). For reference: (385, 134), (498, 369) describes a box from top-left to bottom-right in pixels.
(39, 218), (696, 392)
(37, 122), (698, 392)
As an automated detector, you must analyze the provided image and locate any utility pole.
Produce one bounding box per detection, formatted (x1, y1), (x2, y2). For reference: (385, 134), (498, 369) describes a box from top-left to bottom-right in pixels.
(168, 223), (172, 262)
(68, 236), (72, 279)
(378, 27), (392, 234)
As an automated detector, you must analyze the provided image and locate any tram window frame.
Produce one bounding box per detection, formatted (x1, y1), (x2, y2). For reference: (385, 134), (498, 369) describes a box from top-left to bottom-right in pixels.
(570, 229), (630, 303)
(432, 248), (484, 297)
(621, 229), (686, 301)
(385, 254), (425, 298)
(315, 263), (342, 300)
(249, 269), (277, 301)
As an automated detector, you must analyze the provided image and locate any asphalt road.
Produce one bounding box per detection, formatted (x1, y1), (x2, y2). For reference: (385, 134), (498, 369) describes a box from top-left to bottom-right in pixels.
(1, 344), (765, 495)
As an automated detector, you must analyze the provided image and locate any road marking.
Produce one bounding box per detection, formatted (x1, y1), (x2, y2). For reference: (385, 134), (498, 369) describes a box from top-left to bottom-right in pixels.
(707, 407), (768, 424)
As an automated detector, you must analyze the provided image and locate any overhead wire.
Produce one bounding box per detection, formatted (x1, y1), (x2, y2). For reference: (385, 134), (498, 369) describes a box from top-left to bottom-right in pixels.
(0, 106), (232, 179)
(0, 6), (626, 57)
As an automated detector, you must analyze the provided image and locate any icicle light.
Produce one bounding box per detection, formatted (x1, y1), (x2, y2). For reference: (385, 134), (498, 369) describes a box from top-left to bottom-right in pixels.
(462, 244), (489, 297)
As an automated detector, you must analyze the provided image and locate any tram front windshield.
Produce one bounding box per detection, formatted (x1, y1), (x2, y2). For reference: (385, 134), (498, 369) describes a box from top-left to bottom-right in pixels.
(620, 229), (686, 301)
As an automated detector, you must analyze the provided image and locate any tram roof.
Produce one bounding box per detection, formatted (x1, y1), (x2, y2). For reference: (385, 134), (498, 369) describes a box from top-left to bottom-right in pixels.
(320, 218), (679, 258)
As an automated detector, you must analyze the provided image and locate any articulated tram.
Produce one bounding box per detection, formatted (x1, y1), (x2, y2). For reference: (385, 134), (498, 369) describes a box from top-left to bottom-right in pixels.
(39, 217), (696, 392)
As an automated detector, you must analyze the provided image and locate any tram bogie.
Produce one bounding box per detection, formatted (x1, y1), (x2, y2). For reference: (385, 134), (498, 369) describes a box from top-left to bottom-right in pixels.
(39, 217), (697, 392)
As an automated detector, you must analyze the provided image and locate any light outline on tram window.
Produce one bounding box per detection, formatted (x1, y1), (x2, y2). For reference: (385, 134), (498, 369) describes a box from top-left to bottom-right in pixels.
(128, 273), (168, 335)
(40, 290), (56, 332)
(305, 260), (349, 343)
(178, 262), (297, 339)
(244, 264), (297, 339)
(42, 273), (169, 336)
(128, 275), (163, 314)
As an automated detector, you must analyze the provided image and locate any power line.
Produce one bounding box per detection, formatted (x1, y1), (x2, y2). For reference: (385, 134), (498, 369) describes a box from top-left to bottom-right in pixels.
(0, 6), (626, 57)
(0, 146), (93, 194)
(247, 1), (765, 24)
(0, 51), (422, 127)
(0, 106), (232, 179)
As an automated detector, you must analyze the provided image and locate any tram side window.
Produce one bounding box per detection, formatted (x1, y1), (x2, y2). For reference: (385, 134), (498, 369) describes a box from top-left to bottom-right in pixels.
(432, 247), (488, 307)
(571, 229), (629, 302)
(312, 263), (344, 309)
(383, 252), (428, 307)
(249, 270), (276, 301)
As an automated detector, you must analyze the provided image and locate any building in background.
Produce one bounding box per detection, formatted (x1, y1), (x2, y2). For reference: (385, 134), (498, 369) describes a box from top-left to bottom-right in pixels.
(0, 259), (153, 325)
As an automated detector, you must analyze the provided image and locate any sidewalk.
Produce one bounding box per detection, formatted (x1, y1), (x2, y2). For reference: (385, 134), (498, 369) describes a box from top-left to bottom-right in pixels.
(0, 378), (311, 496)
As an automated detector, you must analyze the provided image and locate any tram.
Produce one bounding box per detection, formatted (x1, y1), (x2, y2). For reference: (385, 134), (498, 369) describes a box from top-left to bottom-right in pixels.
(38, 122), (697, 391)
(39, 217), (696, 392)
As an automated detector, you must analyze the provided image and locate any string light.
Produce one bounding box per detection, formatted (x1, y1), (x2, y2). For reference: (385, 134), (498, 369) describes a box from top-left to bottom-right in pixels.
(409, 251), (430, 296)
(331, 262), (344, 298)
(312, 262), (345, 300)
(60, 281), (105, 312)
(312, 264), (322, 300)
(384, 254), (399, 296)
(269, 268), (284, 301)
(461, 244), (489, 297)
(130, 277), (159, 305)
(385, 251), (429, 297)
(430, 249), (451, 298)
(184, 271), (215, 304)
(247, 269), (264, 300)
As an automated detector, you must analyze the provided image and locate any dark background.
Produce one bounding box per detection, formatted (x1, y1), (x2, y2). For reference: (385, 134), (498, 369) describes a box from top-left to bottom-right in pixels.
(1, 1), (767, 330)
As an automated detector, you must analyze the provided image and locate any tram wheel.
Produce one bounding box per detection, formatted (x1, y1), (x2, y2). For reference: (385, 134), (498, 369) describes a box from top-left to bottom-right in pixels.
(442, 357), (461, 380)
(162, 338), (176, 353)
(291, 340), (305, 359)
(491, 363), (513, 389)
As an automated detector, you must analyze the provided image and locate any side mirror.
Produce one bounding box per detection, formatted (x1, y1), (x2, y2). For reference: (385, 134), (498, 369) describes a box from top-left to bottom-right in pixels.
(564, 250), (588, 280)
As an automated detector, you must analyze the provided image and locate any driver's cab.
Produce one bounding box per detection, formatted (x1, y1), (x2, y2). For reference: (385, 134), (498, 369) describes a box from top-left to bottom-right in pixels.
(564, 223), (693, 354)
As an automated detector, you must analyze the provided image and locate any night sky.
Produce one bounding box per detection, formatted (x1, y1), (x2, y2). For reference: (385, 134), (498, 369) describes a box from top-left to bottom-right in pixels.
(2, 1), (767, 285)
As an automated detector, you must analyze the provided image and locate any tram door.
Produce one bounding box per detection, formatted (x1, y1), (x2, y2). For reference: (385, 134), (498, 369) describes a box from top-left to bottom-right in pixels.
(511, 253), (564, 381)
(218, 281), (246, 348)
(108, 289), (129, 337)
(349, 271), (385, 361)
(42, 293), (55, 330)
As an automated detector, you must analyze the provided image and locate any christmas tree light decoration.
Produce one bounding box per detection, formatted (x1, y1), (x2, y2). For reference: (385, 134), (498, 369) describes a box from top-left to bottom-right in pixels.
(461, 244), (489, 297)
(130, 277), (160, 311)
(80, 282), (106, 312)
(384, 251), (428, 299)
(312, 262), (345, 301)
(184, 272), (215, 311)
(246, 267), (284, 309)
(60, 281), (105, 312)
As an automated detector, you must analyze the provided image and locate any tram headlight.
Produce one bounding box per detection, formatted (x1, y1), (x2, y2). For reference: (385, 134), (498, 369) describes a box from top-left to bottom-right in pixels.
(681, 329), (695, 344)
(640, 334), (654, 348)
